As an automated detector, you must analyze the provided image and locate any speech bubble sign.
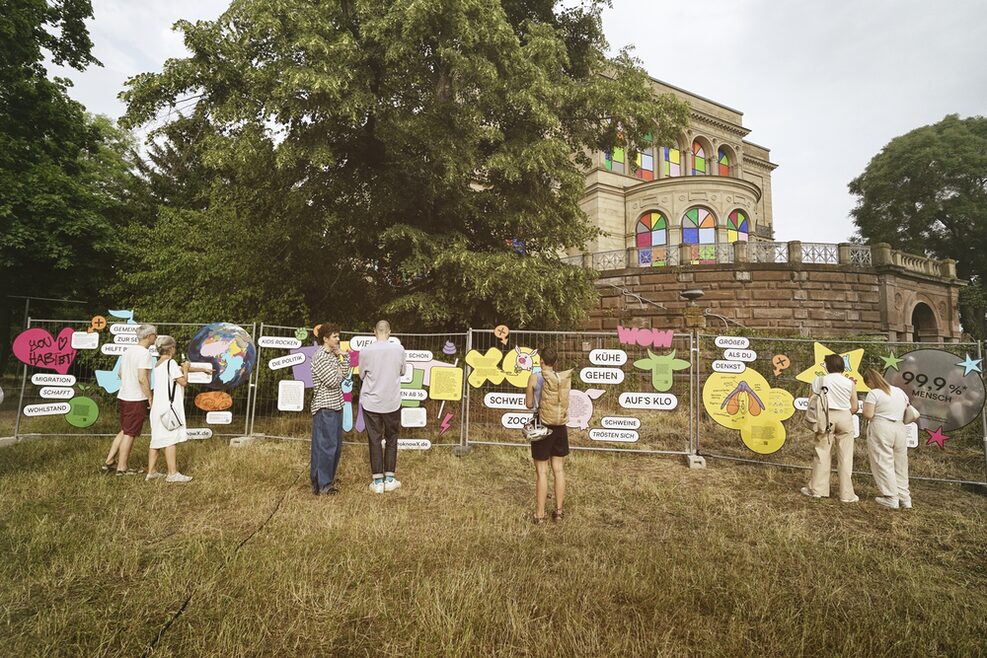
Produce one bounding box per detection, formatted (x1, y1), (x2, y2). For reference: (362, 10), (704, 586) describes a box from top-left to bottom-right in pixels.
(32, 373), (76, 387)
(406, 350), (434, 363)
(483, 392), (528, 409)
(601, 416), (642, 430)
(580, 367), (625, 385)
(187, 428), (214, 440)
(40, 386), (75, 400)
(269, 353), (306, 370)
(501, 411), (533, 429)
(396, 438), (432, 450)
(618, 392), (678, 410)
(712, 360), (747, 374)
(723, 349), (757, 362)
(101, 344), (128, 356)
(23, 402), (71, 417)
(258, 336), (303, 349)
(589, 349), (628, 366)
(109, 323), (138, 336)
(588, 428), (639, 442)
(13, 327), (77, 374)
(715, 336), (750, 349)
(113, 334), (138, 345)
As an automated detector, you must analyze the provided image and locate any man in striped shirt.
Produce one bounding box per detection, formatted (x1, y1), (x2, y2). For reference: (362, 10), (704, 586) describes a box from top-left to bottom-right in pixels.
(311, 323), (346, 495)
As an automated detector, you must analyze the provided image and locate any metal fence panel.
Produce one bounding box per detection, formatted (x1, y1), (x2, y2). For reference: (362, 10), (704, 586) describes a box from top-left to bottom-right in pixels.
(465, 328), (693, 455)
(697, 333), (987, 485)
(14, 318), (256, 440)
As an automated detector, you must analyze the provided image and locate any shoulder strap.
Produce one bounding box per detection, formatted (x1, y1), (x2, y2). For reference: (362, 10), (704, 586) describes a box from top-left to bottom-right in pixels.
(167, 360), (178, 403)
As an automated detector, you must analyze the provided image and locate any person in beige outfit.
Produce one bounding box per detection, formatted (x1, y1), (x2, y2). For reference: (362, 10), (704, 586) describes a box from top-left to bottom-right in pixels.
(802, 354), (859, 502)
(862, 368), (912, 510)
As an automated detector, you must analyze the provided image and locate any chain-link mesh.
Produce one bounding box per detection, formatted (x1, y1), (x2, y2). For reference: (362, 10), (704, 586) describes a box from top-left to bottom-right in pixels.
(697, 334), (987, 485)
(249, 325), (467, 448)
(14, 318), (255, 440)
(465, 329), (693, 454)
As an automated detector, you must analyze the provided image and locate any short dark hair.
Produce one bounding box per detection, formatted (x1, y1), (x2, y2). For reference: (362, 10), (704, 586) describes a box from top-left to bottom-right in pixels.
(824, 354), (845, 374)
(316, 323), (340, 342)
(540, 346), (558, 367)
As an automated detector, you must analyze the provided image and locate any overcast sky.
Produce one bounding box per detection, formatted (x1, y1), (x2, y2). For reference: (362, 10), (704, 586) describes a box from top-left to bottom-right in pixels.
(51, 0), (987, 243)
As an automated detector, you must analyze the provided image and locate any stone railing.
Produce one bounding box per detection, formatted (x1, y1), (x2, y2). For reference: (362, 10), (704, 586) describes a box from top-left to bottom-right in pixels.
(561, 241), (958, 279)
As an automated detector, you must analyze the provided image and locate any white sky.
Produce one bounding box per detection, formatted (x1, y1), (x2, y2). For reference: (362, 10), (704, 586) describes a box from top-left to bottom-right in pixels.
(51, 0), (987, 243)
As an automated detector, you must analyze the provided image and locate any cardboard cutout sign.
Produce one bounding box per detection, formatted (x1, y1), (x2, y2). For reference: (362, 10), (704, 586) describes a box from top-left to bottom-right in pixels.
(885, 349), (986, 432)
(703, 370), (795, 455)
(13, 327), (78, 374)
(795, 342), (870, 393)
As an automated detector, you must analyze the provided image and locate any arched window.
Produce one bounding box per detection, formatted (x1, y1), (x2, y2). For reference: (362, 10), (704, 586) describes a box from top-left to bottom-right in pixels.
(605, 147), (625, 174)
(718, 147), (730, 176)
(635, 212), (668, 266)
(692, 141), (707, 175)
(727, 210), (750, 242)
(682, 207), (716, 264)
(633, 147), (655, 181)
(662, 146), (682, 177)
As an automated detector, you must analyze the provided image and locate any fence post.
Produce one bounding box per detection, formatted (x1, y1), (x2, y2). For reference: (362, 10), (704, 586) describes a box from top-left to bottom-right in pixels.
(981, 340), (987, 485)
(454, 327), (473, 457)
(12, 317), (30, 441)
(247, 322), (264, 436)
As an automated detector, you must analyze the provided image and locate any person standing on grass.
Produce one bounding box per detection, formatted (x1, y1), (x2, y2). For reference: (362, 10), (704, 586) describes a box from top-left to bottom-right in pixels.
(145, 336), (212, 483)
(310, 323), (346, 495)
(101, 323), (157, 476)
(524, 346), (572, 523)
(358, 320), (405, 494)
(801, 353), (859, 503)
(862, 368), (912, 510)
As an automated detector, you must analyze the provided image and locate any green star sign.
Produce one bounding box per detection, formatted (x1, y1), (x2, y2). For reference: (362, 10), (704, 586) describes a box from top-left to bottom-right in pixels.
(881, 352), (904, 371)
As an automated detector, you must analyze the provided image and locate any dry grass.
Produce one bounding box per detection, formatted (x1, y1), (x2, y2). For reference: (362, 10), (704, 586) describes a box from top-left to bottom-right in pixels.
(1, 438), (986, 657)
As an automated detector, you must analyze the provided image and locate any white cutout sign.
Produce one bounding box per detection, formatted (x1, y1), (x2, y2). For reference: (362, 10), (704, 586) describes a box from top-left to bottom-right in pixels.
(580, 367), (625, 385)
(206, 411), (232, 425)
(589, 349), (628, 366)
(589, 428), (639, 443)
(618, 392), (678, 410)
(712, 360), (746, 374)
(715, 336), (750, 349)
(401, 407), (427, 427)
(32, 373), (75, 387)
(484, 392), (528, 409)
(71, 332), (99, 350)
(501, 412), (533, 429)
(269, 353), (305, 370)
(278, 380), (305, 412)
(258, 336), (302, 349)
(39, 386), (74, 400)
(601, 416), (641, 430)
(23, 402), (71, 417)
(723, 349), (757, 362)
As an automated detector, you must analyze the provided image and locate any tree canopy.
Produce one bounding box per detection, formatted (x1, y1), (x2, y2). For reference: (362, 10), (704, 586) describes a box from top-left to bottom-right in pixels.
(120, 0), (688, 330)
(849, 114), (987, 337)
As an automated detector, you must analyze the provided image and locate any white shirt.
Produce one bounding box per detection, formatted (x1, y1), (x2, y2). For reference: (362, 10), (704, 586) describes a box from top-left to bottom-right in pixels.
(864, 386), (910, 422)
(812, 373), (855, 410)
(118, 345), (153, 401)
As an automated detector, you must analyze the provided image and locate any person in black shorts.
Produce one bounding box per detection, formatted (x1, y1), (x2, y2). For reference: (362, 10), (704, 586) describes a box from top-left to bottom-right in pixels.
(524, 347), (571, 523)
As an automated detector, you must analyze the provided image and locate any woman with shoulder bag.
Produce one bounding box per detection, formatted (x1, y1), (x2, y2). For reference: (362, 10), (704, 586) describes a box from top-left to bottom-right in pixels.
(862, 368), (913, 510)
(524, 347), (572, 524)
(146, 335), (212, 483)
(801, 353), (859, 502)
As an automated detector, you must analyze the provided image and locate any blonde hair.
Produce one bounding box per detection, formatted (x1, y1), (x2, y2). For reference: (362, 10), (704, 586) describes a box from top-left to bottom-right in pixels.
(863, 368), (891, 395)
(154, 335), (177, 356)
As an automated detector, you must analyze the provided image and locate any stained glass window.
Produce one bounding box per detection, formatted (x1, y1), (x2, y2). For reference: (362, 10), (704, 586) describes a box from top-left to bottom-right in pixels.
(662, 146), (681, 177)
(728, 210), (749, 242)
(635, 212), (668, 267)
(692, 141), (706, 175)
(682, 207), (716, 264)
(718, 148), (730, 176)
(633, 148), (655, 181)
(604, 147), (625, 174)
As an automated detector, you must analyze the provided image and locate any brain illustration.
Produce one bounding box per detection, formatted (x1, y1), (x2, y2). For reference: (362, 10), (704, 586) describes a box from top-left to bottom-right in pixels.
(567, 389), (605, 430)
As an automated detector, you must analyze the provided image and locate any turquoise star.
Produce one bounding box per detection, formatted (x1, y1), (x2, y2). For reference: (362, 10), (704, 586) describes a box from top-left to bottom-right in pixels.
(956, 354), (983, 377)
(881, 352), (904, 371)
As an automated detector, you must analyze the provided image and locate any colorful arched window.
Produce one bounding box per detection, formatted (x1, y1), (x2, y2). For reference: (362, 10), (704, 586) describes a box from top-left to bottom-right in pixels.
(635, 212), (668, 267)
(718, 148), (730, 176)
(682, 207), (716, 264)
(633, 147), (655, 181)
(728, 210), (750, 242)
(692, 141), (707, 175)
(605, 147), (625, 174)
(662, 146), (681, 177)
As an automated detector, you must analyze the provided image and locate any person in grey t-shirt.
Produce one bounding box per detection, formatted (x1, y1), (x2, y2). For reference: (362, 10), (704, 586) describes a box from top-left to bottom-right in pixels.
(358, 320), (406, 493)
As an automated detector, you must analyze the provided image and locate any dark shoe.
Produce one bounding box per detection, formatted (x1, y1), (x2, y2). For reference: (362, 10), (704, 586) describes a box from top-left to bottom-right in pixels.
(100, 462), (115, 474)
(320, 486), (340, 496)
(533, 514), (547, 525)
(552, 509), (565, 522)
(115, 468), (144, 476)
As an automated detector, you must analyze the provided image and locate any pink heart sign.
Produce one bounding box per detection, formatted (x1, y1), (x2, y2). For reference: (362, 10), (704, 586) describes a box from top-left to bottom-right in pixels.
(12, 327), (78, 374)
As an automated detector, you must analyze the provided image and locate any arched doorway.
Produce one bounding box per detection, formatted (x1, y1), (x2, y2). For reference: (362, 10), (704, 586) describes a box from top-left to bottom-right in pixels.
(911, 303), (938, 342)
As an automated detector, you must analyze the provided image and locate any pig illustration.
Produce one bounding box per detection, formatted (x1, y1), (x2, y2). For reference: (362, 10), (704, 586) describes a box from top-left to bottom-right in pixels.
(567, 389), (605, 430)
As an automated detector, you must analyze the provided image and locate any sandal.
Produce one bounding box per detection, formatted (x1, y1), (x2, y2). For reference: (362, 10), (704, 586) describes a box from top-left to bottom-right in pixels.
(552, 509), (565, 522)
(115, 468), (145, 476)
(533, 514), (547, 525)
(99, 462), (116, 474)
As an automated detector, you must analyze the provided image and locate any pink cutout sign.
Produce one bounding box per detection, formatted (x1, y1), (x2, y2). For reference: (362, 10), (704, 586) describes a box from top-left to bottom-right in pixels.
(13, 327), (78, 374)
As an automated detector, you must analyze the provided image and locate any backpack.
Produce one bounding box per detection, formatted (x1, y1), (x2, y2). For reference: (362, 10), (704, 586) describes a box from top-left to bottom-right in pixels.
(804, 377), (831, 434)
(538, 368), (572, 426)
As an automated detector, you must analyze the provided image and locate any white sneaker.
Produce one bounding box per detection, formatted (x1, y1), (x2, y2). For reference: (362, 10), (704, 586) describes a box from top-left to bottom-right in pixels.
(165, 472), (192, 483)
(369, 480), (384, 494)
(145, 472), (165, 481)
(840, 495), (860, 504)
(800, 487), (822, 499)
(900, 499), (913, 510)
(384, 478), (401, 492)
(874, 496), (900, 509)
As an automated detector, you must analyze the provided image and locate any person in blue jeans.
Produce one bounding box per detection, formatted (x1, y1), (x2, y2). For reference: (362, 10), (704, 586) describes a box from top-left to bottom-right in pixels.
(310, 323), (346, 495)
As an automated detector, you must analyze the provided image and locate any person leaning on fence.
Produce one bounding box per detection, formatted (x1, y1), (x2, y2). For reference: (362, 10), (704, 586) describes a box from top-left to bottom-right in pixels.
(524, 346), (572, 524)
(145, 335), (212, 483)
(861, 368), (912, 510)
(801, 353), (859, 502)
(310, 323), (346, 496)
(101, 323), (157, 476)
(358, 320), (405, 494)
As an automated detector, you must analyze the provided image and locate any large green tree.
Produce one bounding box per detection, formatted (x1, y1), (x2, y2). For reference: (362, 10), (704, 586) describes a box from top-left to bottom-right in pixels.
(120, 0), (688, 330)
(0, 1), (147, 371)
(850, 114), (987, 337)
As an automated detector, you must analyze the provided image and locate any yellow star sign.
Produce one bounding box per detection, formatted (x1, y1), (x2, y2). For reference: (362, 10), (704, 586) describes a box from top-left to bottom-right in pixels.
(795, 342), (870, 393)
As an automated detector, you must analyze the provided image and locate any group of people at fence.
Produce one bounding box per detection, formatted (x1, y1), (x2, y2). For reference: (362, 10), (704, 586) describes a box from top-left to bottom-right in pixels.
(95, 322), (916, 518)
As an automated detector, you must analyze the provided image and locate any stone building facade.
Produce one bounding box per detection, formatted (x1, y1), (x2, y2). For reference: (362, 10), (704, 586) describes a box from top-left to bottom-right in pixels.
(570, 77), (965, 342)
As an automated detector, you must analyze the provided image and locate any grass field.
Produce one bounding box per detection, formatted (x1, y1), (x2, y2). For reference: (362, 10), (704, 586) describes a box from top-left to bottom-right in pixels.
(1, 438), (986, 657)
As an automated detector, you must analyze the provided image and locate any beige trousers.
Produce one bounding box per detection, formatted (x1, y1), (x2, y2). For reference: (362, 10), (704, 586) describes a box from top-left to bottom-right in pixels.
(867, 417), (911, 504)
(806, 409), (855, 500)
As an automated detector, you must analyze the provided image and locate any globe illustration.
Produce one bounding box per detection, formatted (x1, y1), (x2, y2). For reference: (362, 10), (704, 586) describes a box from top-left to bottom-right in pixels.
(187, 323), (256, 390)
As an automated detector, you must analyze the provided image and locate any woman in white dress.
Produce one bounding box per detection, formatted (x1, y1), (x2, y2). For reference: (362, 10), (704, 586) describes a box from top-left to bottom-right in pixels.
(146, 335), (211, 483)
